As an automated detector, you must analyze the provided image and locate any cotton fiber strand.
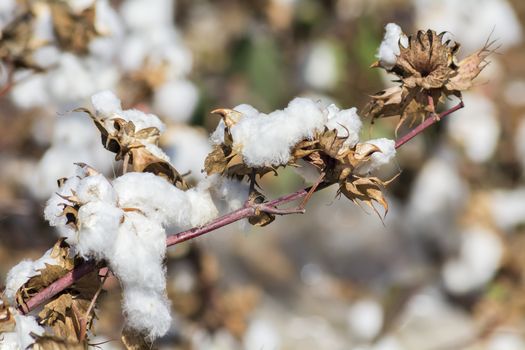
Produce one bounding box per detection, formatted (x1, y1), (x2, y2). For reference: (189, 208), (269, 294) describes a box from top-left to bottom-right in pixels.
(356, 138), (396, 174)
(377, 23), (407, 69)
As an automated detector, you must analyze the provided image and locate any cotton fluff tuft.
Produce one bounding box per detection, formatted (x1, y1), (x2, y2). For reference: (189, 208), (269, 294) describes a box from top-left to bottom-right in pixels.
(356, 138), (396, 174)
(1, 303), (45, 350)
(153, 80), (198, 123)
(213, 98), (326, 167)
(91, 90), (166, 133)
(4, 249), (57, 303)
(324, 104), (362, 148)
(377, 23), (407, 69)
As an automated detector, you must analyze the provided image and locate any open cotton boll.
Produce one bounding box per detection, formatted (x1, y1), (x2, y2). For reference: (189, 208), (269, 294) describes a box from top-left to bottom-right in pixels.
(121, 109), (166, 133)
(447, 92), (499, 163)
(13, 313), (45, 350)
(347, 299), (384, 340)
(122, 288), (172, 339)
(490, 188), (525, 231)
(112, 172), (192, 227)
(186, 185), (219, 227)
(10, 73), (50, 108)
(164, 126), (211, 182)
(442, 227), (503, 294)
(324, 104), (362, 148)
(120, 0), (173, 30)
(76, 173), (117, 204)
(377, 23), (407, 70)
(47, 54), (97, 103)
(207, 175), (250, 213)
(32, 2), (54, 43)
(91, 89), (122, 116)
(111, 212), (167, 291)
(75, 202), (123, 259)
(355, 138), (396, 174)
(4, 249), (56, 303)
(153, 80), (198, 123)
(303, 40), (340, 90)
(0, 0), (17, 30)
(231, 98), (325, 167)
(32, 46), (60, 69)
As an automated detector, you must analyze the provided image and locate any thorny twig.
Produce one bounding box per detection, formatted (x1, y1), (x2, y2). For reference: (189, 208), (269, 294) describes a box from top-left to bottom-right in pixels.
(18, 102), (464, 314)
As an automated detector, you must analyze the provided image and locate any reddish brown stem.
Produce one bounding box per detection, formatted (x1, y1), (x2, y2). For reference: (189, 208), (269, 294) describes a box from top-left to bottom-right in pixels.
(19, 102), (465, 314)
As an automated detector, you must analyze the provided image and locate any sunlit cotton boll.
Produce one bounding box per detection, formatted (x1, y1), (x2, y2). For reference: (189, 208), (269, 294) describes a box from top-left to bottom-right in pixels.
(377, 23), (408, 70)
(489, 187), (525, 231)
(153, 80), (198, 123)
(324, 104), (362, 148)
(347, 299), (384, 340)
(303, 40), (340, 91)
(446, 92), (500, 163)
(442, 226), (503, 295)
(355, 138), (396, 175)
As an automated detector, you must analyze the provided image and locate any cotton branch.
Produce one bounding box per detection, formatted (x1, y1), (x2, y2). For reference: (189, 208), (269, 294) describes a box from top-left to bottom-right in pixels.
(19, 102), (464, 315)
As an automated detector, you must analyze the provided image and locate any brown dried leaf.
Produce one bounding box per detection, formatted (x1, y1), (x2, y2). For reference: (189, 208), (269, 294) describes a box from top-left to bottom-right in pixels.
(32, 335), (87, 350)
(247, 190), (275, 227)
(50, 2), (98, 54)
(338, 176), (391, 218)
(129, 147), (188, 189)
(121, 328), (151, 350)
(0, 298), (15, 333)
(212, 108), (243, 128)
(204, 144), (230, 175)
(445, 43), (492, 92)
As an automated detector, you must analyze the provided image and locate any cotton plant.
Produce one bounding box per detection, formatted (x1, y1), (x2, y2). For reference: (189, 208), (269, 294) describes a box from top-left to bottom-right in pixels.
(0, 22), (489, 349)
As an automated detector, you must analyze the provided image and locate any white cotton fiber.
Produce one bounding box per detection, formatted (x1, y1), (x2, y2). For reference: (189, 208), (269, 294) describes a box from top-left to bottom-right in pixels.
(186, 184), (219, 227)
(76, 173), (118, 204)
(122, 288), (172, 339)
(91, 90), (122, 116)
(490, 187), (525, 231)
(76, 202), (123, 259)
(111, 212), (167, 291)
(303, 40), (340, 90)
(356, 138), (396, 174)
(4, 249), (56, 303)
(207, 175), (250, 213)
(10, 73), (50, 109)
(121, 109), (166, 133)
(230, 98), (325, 167)
(153, 80), (198, 123)
(377, 23), (407, 70)
(11, 313), (45, 349)
(112, 172), (192, 227)
(324, 104), (362, 148)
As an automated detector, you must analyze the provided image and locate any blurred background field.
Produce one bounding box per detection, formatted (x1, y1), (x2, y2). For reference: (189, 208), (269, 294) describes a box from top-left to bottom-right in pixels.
(2, 0), (525, 349)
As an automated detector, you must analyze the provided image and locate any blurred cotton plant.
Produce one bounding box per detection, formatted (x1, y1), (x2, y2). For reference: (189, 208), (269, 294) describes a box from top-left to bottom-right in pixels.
(0, 21), (490, 349)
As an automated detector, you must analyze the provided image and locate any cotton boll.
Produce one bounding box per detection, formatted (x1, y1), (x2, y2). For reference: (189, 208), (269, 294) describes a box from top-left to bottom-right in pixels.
(44, 175), (82, 227)
(91, 90), (122, 116)
(303, 40), (340, 90)
(442, 227), (503, 294)
(76, 174), (117, 204)
(207, 175), (249, 213)
(447, 92), (499, 163)
(4, 261), (37, 303)
(244, 319), (281, 350)
(76, 202), (122, 258)
(122, 288), (172, 339)
(0, 0), (17, 30)
(490, 188), (525, 231)
(112, 172), (192, 227)
(231, 98), (325, 167)
(377, 23), (407, 70)
(186, 185), (219, 227)
(69, 0), (95, 13)
(153, 80), (198, 123)
(347, 299), (384, 340)
(10, 73), (50, 108)
(164, 126), (211, 182)
(4, 249), (56, 303)
(487, 333), (525, 350)
(112, 212), (167, 289)
(14, 313), (45, 349)
(120, 0), (173, 30)
(324, 104), (362, 148)
(121, 109), (166, 132)
(32, 2), (54, 43)
(47, 54), (98, 103)
(32, 46), (60, 69)
(356, 138), (396, 174)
